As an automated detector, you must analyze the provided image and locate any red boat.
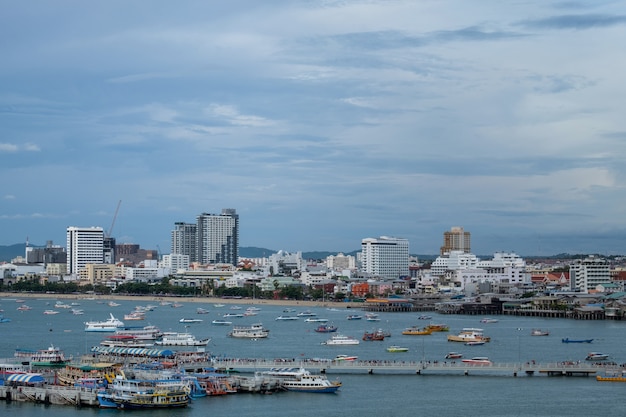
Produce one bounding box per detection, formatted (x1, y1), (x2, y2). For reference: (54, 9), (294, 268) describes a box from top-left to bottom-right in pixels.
(362, 331), (385, 341)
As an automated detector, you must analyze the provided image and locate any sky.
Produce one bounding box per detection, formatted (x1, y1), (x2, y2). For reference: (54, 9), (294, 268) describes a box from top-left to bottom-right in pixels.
(1, 0), (626, 257)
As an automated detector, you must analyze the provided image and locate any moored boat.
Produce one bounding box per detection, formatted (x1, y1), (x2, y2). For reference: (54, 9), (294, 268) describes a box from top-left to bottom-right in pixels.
(322, 334), (360, 345)
(155, 332), (210, 346)
(263, 368), (341, 393)
(228, 323), (270, 339)
(447, 328), (490, 343)
(401, 326), (432, 336)
(531, 329), (550, 336)
(15, 344), (70, 367)
(425, 324), (449, 332)
(85, 314), (125, 332)
(461, 357), (492, 365)
(362, 330), (385, 341)
(597, 372), (626, 382)
(562, 338), (593, 343)
(314, 324), (338, 333)
(97, 376), (191, 409)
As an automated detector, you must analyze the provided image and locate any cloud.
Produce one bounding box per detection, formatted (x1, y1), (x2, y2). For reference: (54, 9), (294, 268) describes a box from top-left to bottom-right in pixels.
(521, 14), (626, 30)
(4, 195), (15, 200)
(0, 143), (40, 152)
(206, 104), (276, 127)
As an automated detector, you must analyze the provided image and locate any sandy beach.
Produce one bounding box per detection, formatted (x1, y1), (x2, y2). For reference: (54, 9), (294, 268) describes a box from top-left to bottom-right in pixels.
(0, 292), (361, 310)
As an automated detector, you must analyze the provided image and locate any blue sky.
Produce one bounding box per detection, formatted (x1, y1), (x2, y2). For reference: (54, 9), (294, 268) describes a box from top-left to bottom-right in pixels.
(2, 0), (626, 256)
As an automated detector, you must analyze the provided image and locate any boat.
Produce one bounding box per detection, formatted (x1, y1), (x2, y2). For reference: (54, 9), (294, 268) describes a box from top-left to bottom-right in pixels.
(17, 304), (32, 311)
(0, 315), (10, 323)
(84, 314), (125, 332)
(100, 335), (155, 348)
(445, 352), (463, 359)
(464, 341), (486, 346)
(213, 303), (225, 308)
(297, 311), (317, 317)
(418, 315), (432, 320)
(425, 324), (449, 332)
(314, 324), (338, 333)
(346, 315), (362, 320)
(480, 318), (499, 323)
(211, 319), (232, 326)
(97, 376), (191, 409)
(597, 371), (626, 382)
(114, 325), (162, 340)
(71, 308), (84, 315)
(334, 355), (358, 361)
(179, 318), (203, 323)
(262, 368), (341, 393)
(283, 308), (296, 313)
(461, 357), (492, 365)
(365, 313), (380, 321)
(447, 328), (490, 343)
(228, 323), (270, 338)
(322, 334), (360, 345)
(305, 317), (329, 323)
(155, 332), (210, 346)
(43, 310), (59, 315)
(531, 329), (550, 336)
(196, 308), (210, 314)
(401, 326), (432, 336)
(57, 362), (123, 386)
(222, 313), (244, 318)
(562, 338), (593, 343)
(362, 330), (385, 341)
(386, 346), (409, 353)
(243, 311), (258, 317)
(586, 352), (609, 361)
(124, 312), (145, 321)
(15, 344), (69, 367)
(275, 315), (299, 321)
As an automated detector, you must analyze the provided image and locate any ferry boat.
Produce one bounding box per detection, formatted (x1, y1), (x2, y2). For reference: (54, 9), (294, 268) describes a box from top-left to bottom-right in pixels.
(322, 334), (360, 345)
(155, 332), (210, 346)
(84, 313), (125, 332)
(228, 323), (270, 339)
(386, 346), (409, 353)
(447, 328), (491, 343)
(100, 335), (155, 348)
(263, 368), (341, 393)
(114, 325), (162, 340)
(14, 344), (69, 367)
(97, 376), (191, 409)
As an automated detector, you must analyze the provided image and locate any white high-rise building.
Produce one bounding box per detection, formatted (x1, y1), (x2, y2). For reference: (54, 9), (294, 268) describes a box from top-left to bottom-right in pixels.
(569, 256), (611, 293)
(361, 236), (409, 279)
(196, 208), (239, 265)
(66, 226), (104, 275)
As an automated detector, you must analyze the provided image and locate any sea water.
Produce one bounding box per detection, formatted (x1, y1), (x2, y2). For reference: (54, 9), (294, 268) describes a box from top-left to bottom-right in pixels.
(1, 297), (626, 416)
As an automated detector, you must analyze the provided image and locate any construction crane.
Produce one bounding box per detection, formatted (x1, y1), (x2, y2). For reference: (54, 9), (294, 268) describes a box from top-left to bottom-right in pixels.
(107, 200), (122, 238)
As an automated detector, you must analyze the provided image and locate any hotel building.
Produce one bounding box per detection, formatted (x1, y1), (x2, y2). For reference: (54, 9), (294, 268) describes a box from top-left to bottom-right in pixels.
(361, 236), (409, 279)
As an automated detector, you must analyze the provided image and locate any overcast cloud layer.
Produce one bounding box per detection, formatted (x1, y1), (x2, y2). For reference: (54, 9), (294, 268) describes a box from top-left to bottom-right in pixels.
(1, 0), (625, 256)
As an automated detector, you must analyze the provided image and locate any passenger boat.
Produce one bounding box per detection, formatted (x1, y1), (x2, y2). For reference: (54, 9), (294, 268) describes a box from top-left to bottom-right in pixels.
(15, 344), (69, 367)
(263, 368), (341, 393)
(346, 315), (362, 320)
(314, 324), (338, 333)
(334, 355), (358, 361)
(562, 338), (593, 343)
(322, 334), (360, 345)
(386, 346), (409, 353)
(57, 362), (123, 386)
(425, 324), (449, 332)
(586, 352), (609, 361)
(97, 377), (191, 409)
(445, 352), (463, 359)
(401, 326), (432, 336)
(531, 329), (550, 336)
(114, 325), (162, 340)
(447, 328), (490, 343)
(305, 317), (329, 323)
(362, 330), (385, 341)
(275, 315), (299, 321)
(155, 332), (210, 346)
(84, 313), (125, 332)
(211, 319), (232, 326)
(100, 335), (155, 348)
(228, 323), (270, 339)
(461, 357), (492, 365)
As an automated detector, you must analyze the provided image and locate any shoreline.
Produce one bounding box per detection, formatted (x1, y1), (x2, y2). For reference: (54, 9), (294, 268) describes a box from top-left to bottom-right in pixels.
(0, 292), (361, 310)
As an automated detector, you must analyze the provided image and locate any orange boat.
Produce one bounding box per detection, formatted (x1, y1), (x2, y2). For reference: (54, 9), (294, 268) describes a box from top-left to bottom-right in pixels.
(401, 326), (432, 336)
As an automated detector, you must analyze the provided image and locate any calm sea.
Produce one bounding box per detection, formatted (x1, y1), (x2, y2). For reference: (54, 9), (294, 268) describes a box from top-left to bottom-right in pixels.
(2, 296), (626, 416)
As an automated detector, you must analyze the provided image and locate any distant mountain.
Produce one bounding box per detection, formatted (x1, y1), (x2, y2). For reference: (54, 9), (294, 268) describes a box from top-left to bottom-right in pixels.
(0, 243), (26, 262)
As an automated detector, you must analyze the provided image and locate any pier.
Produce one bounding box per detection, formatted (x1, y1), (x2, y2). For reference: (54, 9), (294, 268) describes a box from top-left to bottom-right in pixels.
(209, 358), (602, 377)
(0, 385), (98, 406)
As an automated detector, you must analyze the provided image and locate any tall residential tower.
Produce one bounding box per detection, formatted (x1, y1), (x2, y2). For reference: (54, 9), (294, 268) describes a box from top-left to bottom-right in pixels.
(361, 236), (409, 279)
(440, 226), (471, 255)
(66, 226), (104, 275)
(197, 209), (239, 265)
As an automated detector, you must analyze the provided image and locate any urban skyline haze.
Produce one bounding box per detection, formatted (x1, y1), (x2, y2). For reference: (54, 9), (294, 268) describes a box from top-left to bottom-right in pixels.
(1, 1), (625, 256)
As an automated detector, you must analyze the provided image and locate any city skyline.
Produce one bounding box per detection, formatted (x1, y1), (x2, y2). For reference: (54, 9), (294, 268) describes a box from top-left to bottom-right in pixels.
(2, 1), (626, 256)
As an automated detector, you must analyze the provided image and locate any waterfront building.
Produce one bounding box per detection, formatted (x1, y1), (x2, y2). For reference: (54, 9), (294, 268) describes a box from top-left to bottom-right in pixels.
(171, 222), (197, 262)
(66, 226), (104, 275)
(569, 256), (611, 293)
(360, 236), (409, 280)
(162, 253), (190, 273)
(440, 226), (471, 255)
(430, 250), (479, 277)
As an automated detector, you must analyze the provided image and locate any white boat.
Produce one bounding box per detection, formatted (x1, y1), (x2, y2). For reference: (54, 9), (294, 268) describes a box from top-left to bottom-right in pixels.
(211, 320), (232, 326)
(155, 332), (210, 346)
(228, 323), (270, 339)
(322, 334), (360, 345)
(275, 316), (299, 321)
(100, 335), (155, 348)
(114, 325), (162, 340)
(297, 311), (317, 317)
(97, 376), (191, 409)
(346, 315), (362, 320)
(43, 310), (60, 315)
(447, 328), (490, 343)
(179, 318), (203, 323)
(480, 318), (499, 323)
(71, 308), (84, 315)
(531, 329), (550, 336)
(262, 368), (341, 393)
(304, 318), (329, 323)
(84, 314), (125, 332)
(108, 301), (120, 307)
(586, 352), (609, 361)
(462, 357), (492, 365)
(196, 308), (210, 314)
(223, 313), (244, 318)
(124, 312), (145, 321)
(334, 355), (358, 361)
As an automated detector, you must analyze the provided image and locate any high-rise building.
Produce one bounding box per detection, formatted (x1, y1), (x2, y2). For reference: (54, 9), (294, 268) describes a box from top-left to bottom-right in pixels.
(66, 226), (104, 275)
(361, 236), (409, 279)
(196, 209), (239, 265)
(569, 256), (611, 293)
(440, 226), (471, 255)
(171, 222), (197, 262)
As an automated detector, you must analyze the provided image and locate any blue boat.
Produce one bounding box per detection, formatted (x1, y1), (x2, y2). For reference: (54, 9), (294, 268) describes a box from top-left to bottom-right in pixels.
(562, 338), (593, 343)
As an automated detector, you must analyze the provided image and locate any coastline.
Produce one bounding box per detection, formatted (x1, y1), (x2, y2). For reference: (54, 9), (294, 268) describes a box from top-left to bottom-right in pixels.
(0, 292), (361, 310)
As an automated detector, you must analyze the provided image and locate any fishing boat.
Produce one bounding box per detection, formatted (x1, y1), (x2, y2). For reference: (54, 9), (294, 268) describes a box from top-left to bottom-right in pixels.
(263, 368), (341, 393)
(461, 357), (492, 365)
(362, 330), (385, 341)
(531, 329), (550, 336)
(228, 323), (270, 339)
(386, 346), (409, 353)
(401, 326), (432, 336)
(562, 338), (593, 343)
(447, 328), (490, 343)
(314, 324), (338, 333)
(97, 376), (191, 409)
(155, 332), (210, 346)
(322, 334), (360, 345)
(84, 314), (125, 332)
(586, 352), (609, 361)
(445, 352), (463, 359)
